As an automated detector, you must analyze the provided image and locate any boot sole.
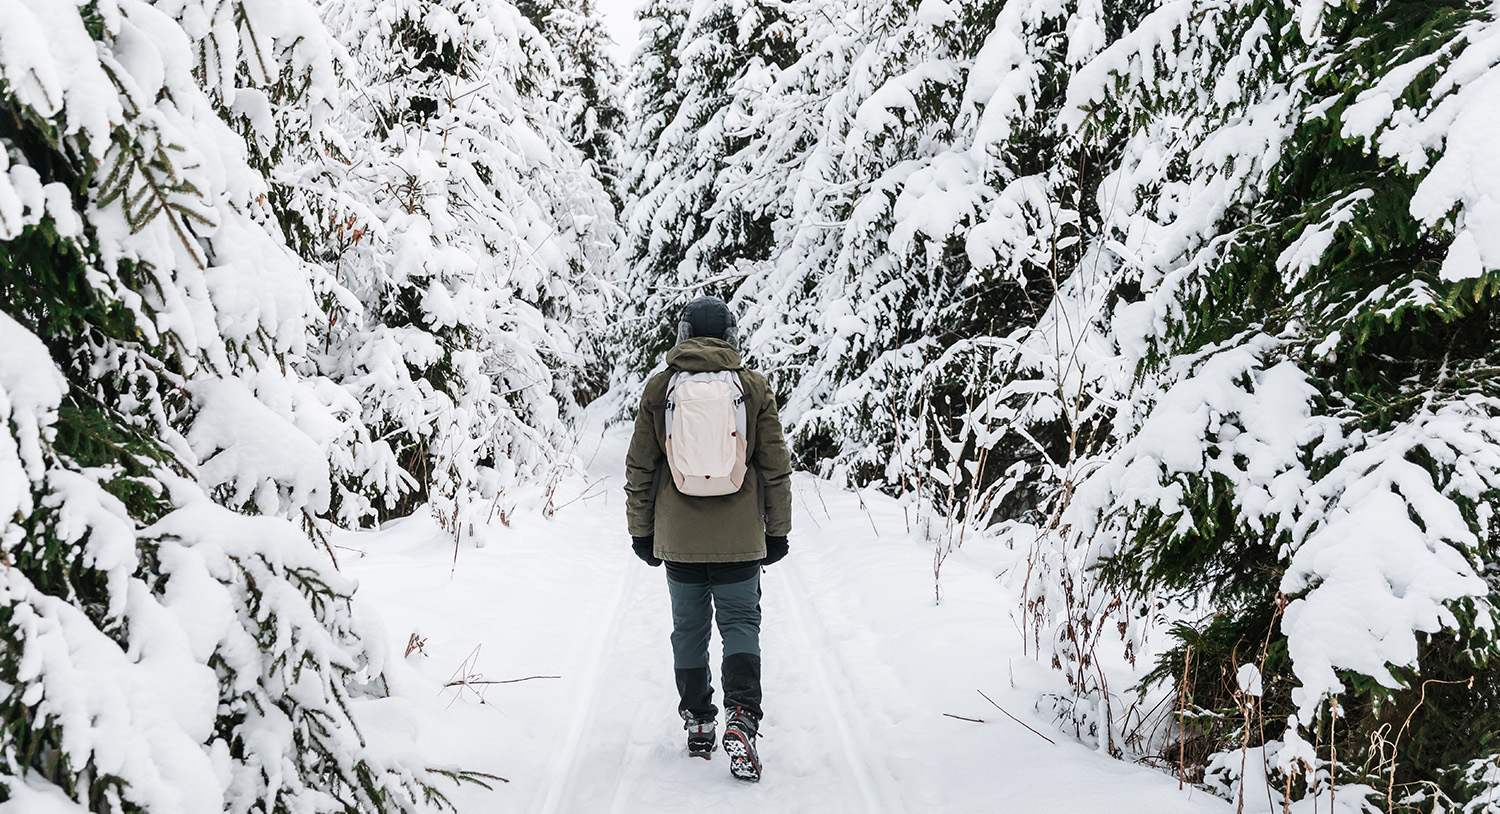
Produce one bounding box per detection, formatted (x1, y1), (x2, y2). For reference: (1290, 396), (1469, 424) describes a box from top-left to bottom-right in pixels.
(722, 731), (760, 781)
(688, 742), (715, 760)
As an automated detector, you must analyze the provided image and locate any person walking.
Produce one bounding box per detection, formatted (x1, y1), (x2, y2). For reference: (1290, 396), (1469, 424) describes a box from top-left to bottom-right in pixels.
(624, 296), (793, 782)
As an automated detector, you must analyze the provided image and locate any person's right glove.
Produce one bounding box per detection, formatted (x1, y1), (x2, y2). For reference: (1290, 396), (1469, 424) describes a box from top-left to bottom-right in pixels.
(762, 535), (789, 566)
(632, 536), (663, 567)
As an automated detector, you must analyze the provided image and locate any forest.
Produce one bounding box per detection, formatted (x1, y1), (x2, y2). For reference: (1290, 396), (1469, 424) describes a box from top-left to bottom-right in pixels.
(2, 0), (1498, 810)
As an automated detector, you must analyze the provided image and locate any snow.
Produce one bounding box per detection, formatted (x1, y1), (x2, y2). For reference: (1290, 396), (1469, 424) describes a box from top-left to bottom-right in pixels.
(0, 313), (64, 532)
(313, 0), (616, 519)
(0, 0), (123, 141)
(1277, 189), (1374, 285)
(1281, 403), (1497, 717)
(1342, 12), (1500, 282)
(1068, 336), (1331, 544)
(1410, 60), (1500, 281)
(0, 774), (92, 814)
(336, 414), (1237, 812)
(187, 376), (332, 518)
(916, 0), (958, 28)
(1203, 742), (1372, 814)
(3, 567), (226, 813)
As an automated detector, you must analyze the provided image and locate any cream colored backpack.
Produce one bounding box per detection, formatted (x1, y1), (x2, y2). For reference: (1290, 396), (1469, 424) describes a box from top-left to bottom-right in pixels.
(663, 370), (748, 496)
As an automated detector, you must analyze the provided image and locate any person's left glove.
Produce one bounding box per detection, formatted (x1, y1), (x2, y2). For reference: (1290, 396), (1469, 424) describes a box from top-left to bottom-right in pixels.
(632, 536), (662, 567)
(762, 535), (789, 566)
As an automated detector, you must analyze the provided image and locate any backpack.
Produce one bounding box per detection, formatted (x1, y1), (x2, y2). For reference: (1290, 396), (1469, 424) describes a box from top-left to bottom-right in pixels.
(663, 370), (748, 497)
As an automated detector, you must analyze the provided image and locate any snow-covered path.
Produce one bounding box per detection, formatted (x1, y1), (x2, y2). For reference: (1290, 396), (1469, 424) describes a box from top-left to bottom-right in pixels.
(339, 419), (1233, 813)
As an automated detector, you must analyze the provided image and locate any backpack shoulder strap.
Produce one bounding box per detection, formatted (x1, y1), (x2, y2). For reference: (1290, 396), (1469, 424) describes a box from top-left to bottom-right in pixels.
(729, 371), (747, 437)
(663, 369), (686, 437)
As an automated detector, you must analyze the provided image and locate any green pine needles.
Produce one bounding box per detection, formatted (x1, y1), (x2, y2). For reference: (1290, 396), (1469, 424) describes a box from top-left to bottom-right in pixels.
(0, 0), (501, 808)
(1077, 0), (1500, 808)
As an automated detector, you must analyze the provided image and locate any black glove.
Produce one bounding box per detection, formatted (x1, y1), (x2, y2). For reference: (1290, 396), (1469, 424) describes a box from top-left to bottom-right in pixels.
(632, 536), (662, 567)
(762, 535), (789, 566)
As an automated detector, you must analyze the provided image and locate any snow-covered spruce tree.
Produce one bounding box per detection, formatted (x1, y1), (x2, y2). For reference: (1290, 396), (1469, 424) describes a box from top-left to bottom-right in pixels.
(162, 0), (412, 529)
(619, 0), (801, 380)
(614, 0), (687, 387)
(739, 0), (1146, 522)
(0, 0), (474, 809)
(317, 0), (616, 521)
(620, 0), (688, 207)
(690, 1), (1168, 743)
(516, 0), (629, 210)
(913, 0), (1159, 736)
(737, 0), (1019, 505)
(1056, 0), (1500, 807)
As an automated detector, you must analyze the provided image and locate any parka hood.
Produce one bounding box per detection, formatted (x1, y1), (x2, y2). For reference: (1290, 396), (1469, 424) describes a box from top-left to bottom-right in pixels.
(665, 337), (742, 372)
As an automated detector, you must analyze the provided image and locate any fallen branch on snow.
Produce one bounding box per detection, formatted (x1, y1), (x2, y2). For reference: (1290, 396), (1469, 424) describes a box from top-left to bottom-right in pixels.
(978, 689), (1056, 745)
(443, 675), (560, 687)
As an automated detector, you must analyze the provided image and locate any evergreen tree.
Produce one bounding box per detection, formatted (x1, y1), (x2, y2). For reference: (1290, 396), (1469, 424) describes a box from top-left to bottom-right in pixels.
(168, 0), (412, 529)
(517, 0), (629, 209)
(1054, 0), (1500, 806)
(0, 0), (477, 807)
(619, 0), (802, 381)
(734, 0), (1087, 509)
(317, 0), (616, 522)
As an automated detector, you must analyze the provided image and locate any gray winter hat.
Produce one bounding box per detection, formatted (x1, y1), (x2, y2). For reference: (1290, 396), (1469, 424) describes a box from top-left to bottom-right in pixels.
(676, 296), (738, 345)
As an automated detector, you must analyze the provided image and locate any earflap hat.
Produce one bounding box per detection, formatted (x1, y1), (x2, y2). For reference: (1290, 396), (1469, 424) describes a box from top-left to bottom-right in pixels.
(676, 296), (738, 345)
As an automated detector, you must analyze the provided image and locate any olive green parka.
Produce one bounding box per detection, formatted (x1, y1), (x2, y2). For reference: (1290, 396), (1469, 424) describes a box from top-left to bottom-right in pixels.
(624, 338), (793, 562)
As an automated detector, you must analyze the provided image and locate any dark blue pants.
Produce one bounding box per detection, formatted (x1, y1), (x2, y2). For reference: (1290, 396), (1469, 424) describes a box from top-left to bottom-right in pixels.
(666, 563), (762, 724)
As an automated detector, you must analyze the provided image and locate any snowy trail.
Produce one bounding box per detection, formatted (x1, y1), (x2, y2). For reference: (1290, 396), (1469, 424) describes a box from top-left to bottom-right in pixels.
(339, 419), (1235, 813)
(773, 558), (893, 814)
(535, 557), (639, 814)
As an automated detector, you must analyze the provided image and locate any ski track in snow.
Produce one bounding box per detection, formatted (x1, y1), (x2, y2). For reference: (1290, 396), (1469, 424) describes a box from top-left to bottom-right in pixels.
(536, 559), (639, 814)
(775, 558), (891, 813)
(339, 416), (1236, 813)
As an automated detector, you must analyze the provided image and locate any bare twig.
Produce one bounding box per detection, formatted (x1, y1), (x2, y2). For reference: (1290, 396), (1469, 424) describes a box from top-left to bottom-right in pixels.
(978, 689), (1056, 745)
(809, 475), (832, 520)
(452, 508), (463, 569)
(1483, 753), (1499, 811)
(1257, 595), (1287, 814)
(305, 515), (342, 571)
(857, 489), (880, 537)
(546, 476), (607, 515)
(1387, 676), (1473, 812)
(443, 675), (560, 688)
(1329, 697), (1337, 813)
(1179, 644), (1192, 789)
(944, 713), (985, 723)
(405, 632), (428, 658)
(794, 480), (824, 529)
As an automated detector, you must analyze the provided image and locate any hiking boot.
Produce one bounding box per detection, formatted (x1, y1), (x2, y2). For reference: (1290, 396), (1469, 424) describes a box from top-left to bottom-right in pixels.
(722, 707), (760, 781)
(686, 718), (716, 759)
